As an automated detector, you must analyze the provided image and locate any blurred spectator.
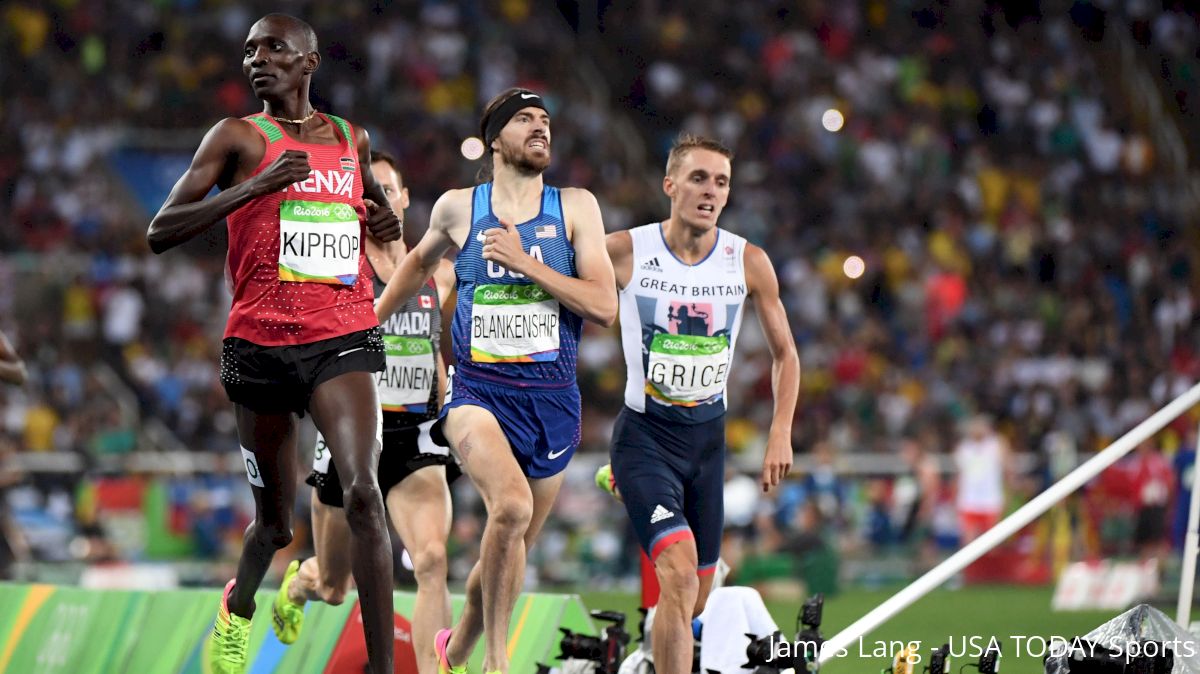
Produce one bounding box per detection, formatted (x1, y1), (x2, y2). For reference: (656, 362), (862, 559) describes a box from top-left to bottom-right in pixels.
(1129, 439), (1173, 561)
(955, 415), (1010, 544)
(895, 436), (941, 548)
(0, 436), (31, 579)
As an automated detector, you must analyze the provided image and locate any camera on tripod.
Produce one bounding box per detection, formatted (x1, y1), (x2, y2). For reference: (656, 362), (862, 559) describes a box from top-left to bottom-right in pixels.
(742, 594), (826, 673)
(794, 593), (825, 669)
(558, 610), (631, 674)
(926, 643), (951, 674)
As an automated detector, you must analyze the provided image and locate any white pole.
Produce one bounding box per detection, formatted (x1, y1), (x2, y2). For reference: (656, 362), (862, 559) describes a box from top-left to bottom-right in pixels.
(819, 382), (1200, 665)
(1176, 418), (1200, 627)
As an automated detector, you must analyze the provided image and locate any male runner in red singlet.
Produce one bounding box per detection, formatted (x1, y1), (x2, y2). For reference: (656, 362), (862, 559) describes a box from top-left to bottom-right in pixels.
(147, 14), (400, 674)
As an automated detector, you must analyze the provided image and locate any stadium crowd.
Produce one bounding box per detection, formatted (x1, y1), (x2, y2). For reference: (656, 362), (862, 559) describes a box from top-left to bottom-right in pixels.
(1, 1), (1196, 590)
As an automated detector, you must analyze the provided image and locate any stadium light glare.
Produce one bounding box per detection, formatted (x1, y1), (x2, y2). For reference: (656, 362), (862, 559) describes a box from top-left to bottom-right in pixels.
(822, 108), (845, 132)
(843, 255), (865, 279)
(461, 136), (485, 160)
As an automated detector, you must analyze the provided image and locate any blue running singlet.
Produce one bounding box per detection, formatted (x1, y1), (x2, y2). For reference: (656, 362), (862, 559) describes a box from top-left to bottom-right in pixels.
(451, 182), (582, 389)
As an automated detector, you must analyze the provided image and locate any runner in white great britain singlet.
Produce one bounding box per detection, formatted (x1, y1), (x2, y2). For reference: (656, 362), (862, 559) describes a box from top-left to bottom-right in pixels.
(619, 222), (749, 425)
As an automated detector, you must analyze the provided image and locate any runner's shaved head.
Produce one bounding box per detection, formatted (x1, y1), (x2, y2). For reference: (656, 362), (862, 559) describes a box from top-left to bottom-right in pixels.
(253, 13), (318, 53)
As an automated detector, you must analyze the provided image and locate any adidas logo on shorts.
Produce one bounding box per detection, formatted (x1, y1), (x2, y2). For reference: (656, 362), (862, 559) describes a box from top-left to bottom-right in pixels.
(650, 504), (674, 524)
(640, 257), (663, 272)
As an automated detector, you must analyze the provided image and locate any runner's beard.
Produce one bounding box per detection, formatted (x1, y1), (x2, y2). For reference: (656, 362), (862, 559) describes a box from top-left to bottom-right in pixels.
(498, 139), (550, 175)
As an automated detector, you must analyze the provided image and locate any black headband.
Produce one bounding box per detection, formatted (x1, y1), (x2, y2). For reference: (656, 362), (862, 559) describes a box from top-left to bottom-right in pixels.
(482, 91), (547, 146)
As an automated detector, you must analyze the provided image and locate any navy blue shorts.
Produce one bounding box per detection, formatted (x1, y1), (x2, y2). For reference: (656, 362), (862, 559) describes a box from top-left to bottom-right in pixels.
(610, 406), (725, 573)
(437, 372), (580, 479)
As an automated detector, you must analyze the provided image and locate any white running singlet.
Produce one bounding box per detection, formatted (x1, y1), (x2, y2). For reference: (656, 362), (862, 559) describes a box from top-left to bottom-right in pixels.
(619, 222), (749, 424)
(955, 434), (1005, 514)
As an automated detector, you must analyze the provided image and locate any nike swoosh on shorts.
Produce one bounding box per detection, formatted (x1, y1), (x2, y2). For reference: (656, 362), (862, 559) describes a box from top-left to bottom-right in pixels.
(338, 347), (365, 358)
(547, 446), (570, 460)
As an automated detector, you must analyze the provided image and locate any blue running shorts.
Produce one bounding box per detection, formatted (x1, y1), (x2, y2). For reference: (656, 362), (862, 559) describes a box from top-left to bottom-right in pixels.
(437, 372), (581, 479)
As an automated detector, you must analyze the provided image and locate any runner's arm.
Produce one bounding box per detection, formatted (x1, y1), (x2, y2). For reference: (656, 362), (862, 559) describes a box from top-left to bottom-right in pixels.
(433, 259), (456, 404)
(606, 230), (634, 291)
(494, 188), (617, 326)
(0, 330), (26, 386)
(376, 190), (464, 322)
(746, 244), (799, 492)
(147, 118), (288, 254)
(355, 126), (401, 242)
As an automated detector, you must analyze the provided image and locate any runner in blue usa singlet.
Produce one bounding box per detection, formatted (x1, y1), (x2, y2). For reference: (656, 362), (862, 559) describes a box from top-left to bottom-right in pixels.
(370, 89), (618, 674)
(441, 182), (583, 477)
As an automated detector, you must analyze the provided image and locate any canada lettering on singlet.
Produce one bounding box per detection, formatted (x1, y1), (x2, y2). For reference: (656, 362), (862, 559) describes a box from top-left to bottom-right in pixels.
(373, 283), (439, 413)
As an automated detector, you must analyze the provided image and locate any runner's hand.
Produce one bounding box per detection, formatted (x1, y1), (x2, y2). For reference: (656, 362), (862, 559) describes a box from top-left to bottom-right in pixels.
(251, 149), (311, 195)
(761, 432), (793, 493)
(364, 199), (403, 242)
(481, 220), (528, 273)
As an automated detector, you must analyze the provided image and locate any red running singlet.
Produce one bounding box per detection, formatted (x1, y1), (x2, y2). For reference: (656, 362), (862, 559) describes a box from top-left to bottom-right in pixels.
(224, 113), (378, 346)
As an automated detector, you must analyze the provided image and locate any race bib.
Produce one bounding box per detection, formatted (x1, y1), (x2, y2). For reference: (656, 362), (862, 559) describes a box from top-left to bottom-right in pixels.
(278, 200), (360, 285)
(240, 445), (265, 487)
(312, 415), (382, 474)
(312, 434), (332, 475)
(470, 284), (560, 362)
(379, 336), (436, 412)
(645, 333), (729, 406)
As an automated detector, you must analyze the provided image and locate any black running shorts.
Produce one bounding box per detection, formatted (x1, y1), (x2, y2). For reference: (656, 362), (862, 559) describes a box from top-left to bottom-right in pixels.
(306, 418), (461, 507)
(219, 327), (385, 416)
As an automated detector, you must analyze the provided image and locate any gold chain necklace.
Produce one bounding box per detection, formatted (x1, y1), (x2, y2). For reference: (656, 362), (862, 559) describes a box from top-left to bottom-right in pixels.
(270, 108), (317, 125)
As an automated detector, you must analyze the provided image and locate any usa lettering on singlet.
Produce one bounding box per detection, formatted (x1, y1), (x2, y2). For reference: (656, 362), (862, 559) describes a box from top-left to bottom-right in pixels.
(370, 260), (441, 420)
(450, 183), (582, 387)
(618, 222), (749, 424)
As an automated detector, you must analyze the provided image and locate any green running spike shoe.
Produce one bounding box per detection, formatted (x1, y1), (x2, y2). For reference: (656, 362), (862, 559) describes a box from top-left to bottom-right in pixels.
(206, 579), (252, 674)
(271, 559), (305, 645)
(594, 463), (622, 503)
